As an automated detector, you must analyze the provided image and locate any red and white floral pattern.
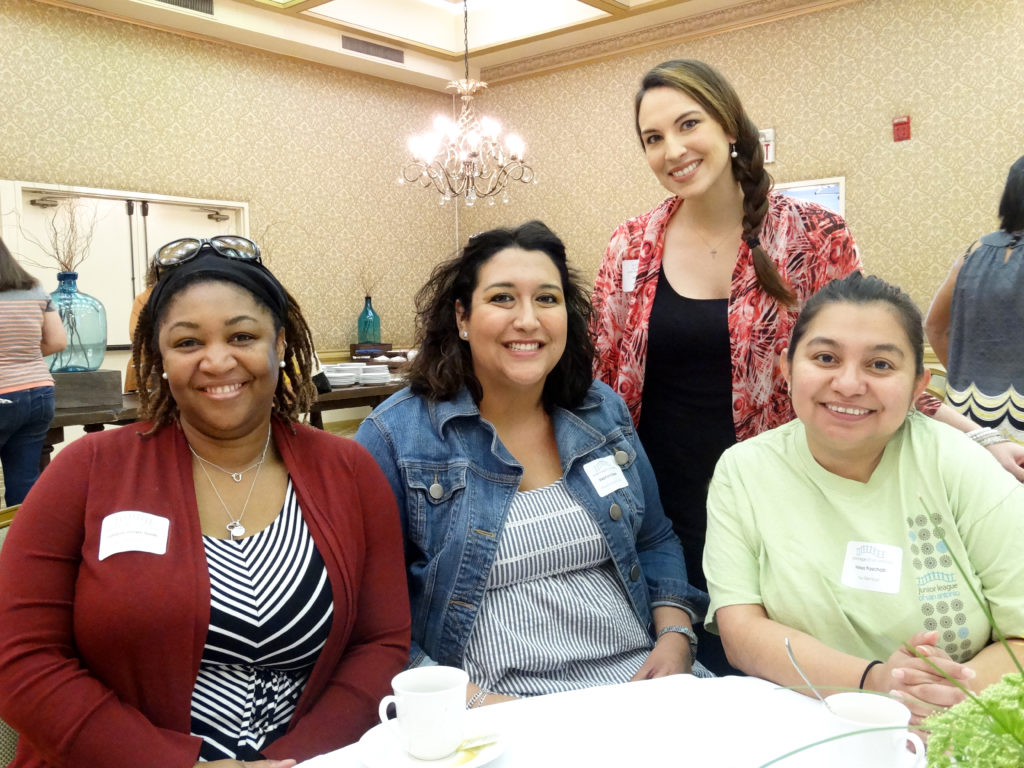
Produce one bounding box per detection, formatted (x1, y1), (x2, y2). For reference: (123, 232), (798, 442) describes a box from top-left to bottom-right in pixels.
(593, 192), (868, 441)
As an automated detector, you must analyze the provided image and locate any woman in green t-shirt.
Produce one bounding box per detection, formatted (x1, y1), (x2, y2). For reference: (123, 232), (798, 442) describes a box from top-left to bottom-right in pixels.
(705, 272), (1024, 725)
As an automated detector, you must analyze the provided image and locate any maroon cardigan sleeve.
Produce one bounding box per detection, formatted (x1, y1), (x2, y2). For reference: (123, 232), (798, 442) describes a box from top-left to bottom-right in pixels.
(0, 432), (203, 768)
(264, 425), (410, 760)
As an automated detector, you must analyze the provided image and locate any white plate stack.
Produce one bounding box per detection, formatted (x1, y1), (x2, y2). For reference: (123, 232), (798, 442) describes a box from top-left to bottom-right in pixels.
(324, 371), (357, 387)
(323, 363), (364, 388)
(358, 365), (391, 385)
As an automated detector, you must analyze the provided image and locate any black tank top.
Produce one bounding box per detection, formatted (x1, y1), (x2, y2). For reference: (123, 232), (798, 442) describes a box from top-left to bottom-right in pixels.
(637, 271), (735, 593)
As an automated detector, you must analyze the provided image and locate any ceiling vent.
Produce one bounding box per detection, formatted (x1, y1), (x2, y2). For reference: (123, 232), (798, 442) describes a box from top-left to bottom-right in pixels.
(154, 0), (213, 14)
(342, 35), (404, 64)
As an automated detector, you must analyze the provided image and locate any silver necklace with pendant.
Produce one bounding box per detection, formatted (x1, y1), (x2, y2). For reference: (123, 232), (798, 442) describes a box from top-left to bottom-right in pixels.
(188, 444), (265, 482)
(692, 227), (736, 258)
(189, 426), (272, 540)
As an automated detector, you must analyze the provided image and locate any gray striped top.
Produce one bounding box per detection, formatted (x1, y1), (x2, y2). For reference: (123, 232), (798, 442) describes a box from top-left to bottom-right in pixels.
(462, 480), (651, 697)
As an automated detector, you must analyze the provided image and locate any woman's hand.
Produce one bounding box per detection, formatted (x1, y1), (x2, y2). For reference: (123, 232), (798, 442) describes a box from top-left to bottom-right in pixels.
(198, 761), (297, 768)
(869, 631), (973, 724)
(465, 681), (517, 707)
(631, 631), (691, 680)
(986, 440), (1024, 482)
(477, 692), (517, 706)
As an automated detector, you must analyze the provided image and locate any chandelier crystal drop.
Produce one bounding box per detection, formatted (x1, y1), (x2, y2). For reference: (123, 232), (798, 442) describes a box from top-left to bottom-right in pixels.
(399, 0), (535, 207)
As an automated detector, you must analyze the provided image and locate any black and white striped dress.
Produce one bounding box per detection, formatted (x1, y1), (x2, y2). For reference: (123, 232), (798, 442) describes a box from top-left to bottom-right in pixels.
(462, 480), (652, 697)
(190, 480), (334, 761)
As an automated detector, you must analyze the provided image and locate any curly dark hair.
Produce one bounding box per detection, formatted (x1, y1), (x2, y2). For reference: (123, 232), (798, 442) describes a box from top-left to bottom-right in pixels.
(635, 58), (795, 306)
(132, 273), (316, 433)
(407, 220), (595, 410)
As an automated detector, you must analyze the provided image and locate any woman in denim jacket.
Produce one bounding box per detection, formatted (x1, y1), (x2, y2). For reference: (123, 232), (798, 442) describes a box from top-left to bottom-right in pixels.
(356, 221), (709, 708)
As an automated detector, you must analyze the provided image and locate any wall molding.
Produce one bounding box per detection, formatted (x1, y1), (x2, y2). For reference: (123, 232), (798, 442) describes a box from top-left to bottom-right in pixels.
(481, 0), (861, 84)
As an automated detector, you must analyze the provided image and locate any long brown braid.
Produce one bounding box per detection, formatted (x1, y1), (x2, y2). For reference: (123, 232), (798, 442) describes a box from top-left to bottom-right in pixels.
(634, 58), (796, 306)
(133, 282), (316, 434)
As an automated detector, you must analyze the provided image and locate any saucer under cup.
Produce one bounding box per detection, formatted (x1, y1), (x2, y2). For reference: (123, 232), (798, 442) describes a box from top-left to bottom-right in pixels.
(378, 666), (469, 761)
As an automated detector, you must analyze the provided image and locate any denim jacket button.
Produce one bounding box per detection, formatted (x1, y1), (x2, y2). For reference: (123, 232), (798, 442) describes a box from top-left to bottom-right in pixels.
(609, 503), (623, 521)
(629, 563), (641, 581)
(429, 482), (444, 500)
(614, 449), (628, 465)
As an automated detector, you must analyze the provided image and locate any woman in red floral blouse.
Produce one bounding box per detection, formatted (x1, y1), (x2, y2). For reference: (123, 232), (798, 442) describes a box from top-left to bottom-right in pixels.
(590, 59), (1022, 674)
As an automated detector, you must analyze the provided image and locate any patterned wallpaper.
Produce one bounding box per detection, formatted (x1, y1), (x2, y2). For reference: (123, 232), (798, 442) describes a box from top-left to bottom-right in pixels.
(2, 0), (1022, 350)
(469, 0), (1024, 314)
(0, 0), (457, 349)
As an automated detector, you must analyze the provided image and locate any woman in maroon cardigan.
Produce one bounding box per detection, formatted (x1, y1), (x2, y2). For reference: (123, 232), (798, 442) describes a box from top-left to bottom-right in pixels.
(0, 236), (410, 768)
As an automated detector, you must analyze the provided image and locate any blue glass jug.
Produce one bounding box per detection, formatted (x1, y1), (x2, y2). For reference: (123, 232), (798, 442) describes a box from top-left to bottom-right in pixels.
(47, 271), (107, 372)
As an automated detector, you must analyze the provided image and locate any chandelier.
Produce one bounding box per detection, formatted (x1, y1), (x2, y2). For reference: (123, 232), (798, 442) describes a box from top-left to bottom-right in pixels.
(399, 0), (535, 206)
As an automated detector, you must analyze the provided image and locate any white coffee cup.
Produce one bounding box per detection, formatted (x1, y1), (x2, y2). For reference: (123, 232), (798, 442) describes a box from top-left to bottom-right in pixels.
(825, 692), (925, 767)
(378, 665), (469, 760)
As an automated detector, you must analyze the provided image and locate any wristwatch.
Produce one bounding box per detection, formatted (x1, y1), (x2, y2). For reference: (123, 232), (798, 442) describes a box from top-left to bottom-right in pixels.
(657, 624), (699, 664)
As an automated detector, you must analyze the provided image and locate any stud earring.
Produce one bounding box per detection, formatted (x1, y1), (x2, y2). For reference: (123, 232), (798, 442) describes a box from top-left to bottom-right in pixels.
(730, 143), (738, 159)
(279, 360), (286, 368)
(461, 330), (468, 339)
(161, 371), (168, 380)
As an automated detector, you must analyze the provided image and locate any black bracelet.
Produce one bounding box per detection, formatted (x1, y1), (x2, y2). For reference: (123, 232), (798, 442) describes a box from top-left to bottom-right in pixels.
(859, 659), (883, 690)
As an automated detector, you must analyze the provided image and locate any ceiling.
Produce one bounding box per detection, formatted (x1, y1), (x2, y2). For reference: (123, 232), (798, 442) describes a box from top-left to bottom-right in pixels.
(48, 0), (842, 90)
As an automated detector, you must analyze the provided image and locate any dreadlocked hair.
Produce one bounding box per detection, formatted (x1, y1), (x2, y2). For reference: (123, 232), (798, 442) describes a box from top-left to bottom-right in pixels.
(635, 58), (795, 306)
(132, 280), (317, 435)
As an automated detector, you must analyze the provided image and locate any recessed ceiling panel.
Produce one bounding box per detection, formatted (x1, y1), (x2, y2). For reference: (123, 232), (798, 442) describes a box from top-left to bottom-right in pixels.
(305, 0), (608, 54)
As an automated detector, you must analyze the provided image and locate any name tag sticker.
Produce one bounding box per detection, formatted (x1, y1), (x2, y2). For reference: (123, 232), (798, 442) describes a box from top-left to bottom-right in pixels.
(840, 541), (902, 594)
(583, 456), (629, 498)
(98, 511), (170, 561)
(621, 260), (639, 293)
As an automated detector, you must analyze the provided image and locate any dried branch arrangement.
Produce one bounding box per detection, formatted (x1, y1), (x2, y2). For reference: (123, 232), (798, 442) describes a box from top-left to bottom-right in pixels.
(359, 266), (380, 297)
(20, 197), (98, 273)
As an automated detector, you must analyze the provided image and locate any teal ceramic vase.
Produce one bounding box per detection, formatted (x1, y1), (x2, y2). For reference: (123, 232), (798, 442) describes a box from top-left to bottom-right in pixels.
(357, 295), (381, 344)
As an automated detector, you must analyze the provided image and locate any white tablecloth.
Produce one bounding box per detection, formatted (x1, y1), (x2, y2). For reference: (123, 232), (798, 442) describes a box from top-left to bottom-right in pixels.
(298, 674), (858, 768)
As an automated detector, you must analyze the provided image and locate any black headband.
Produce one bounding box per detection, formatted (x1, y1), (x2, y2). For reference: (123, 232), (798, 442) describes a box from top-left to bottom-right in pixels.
(147, 250), (289, 328)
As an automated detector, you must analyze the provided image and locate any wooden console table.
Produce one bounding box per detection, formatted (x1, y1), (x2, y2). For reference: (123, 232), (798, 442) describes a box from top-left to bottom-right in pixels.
(42, 381), (403, 468)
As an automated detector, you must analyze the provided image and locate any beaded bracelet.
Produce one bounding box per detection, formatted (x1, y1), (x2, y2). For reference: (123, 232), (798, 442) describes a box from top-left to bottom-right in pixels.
(466, 689), (490, 709)
(966, 427), (1010, 448)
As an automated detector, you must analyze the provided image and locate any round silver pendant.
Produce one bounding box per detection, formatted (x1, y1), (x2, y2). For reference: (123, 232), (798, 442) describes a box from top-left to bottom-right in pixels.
(227, 522), (246, 539)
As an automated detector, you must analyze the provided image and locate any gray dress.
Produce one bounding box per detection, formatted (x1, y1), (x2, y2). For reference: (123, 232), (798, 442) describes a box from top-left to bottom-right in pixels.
(946, 230), (1024, 441)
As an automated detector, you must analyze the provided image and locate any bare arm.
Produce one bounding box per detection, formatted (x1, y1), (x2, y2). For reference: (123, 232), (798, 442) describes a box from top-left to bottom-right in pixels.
(716, 605), (972, 723)
(717, 604), (871, 692)
(40, 308), (67, 356)
(929, 403), (1024, 482)
(924, 254), (966, 367)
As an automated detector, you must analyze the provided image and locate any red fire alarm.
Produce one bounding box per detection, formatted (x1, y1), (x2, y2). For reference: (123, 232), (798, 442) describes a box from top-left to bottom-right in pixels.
(893, 115), (911, 142)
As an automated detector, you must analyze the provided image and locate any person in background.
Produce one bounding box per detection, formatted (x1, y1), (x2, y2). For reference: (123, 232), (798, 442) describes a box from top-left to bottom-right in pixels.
(123, 257), (158, 393)
(357, 221), (709, 710)
(0, 235), (409, 767)
(0, 236), (67, 506)
(926, 154), (1024, 444)
(592, 59), (1024, 673)
(705, 273), (1024, 725)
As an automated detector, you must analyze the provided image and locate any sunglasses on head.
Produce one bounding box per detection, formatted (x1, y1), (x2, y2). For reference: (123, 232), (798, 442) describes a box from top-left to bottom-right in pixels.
(154, 235), (262, 271)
